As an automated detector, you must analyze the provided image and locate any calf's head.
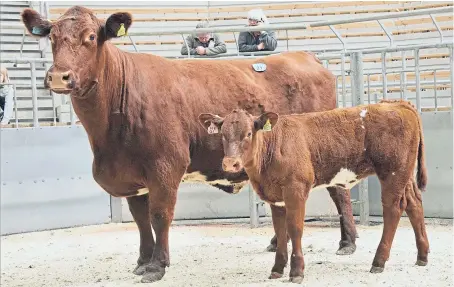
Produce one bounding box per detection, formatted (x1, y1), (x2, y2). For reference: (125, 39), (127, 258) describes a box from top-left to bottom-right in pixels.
(198, 109), (279, 173)
(21, 6), (132, 95)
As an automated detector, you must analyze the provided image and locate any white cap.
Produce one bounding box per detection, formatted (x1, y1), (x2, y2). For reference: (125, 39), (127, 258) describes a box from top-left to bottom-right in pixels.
(247, 9), (269, 24)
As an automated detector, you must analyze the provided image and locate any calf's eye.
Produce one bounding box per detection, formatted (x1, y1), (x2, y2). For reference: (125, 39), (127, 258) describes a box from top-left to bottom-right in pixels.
(247, 132), (252, 137)
(89, 34), (96, 41)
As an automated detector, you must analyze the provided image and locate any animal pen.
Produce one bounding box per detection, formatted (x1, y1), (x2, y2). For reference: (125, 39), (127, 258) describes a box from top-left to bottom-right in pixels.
(0, 2), (453, 287)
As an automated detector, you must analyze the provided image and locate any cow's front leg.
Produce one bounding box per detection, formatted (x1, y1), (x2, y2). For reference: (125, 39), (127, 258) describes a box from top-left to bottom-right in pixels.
(126, 194), (155, 275)
(269, 205), (288, 279)
(141, 159), (187, 284)
(327, 187), (358, 255)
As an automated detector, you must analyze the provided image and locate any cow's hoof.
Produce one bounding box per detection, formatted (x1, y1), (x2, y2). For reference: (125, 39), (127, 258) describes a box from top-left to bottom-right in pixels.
(268, 272), (283, 279)
(141, 265), (165, 283)
(369, 266), (384, 273)
(416, 259), (428, 266)
(266, 244), (277, 252)
(290, 275), (304, 284)
(336, 244), (356, 255)
(133, 264), (148, 275)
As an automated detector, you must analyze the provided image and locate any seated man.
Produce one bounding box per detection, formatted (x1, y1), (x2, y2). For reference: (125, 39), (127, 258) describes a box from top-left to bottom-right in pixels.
(0, 67), (14, 127)
(238, 9), (277, 52)
(181, 21), (227, 56)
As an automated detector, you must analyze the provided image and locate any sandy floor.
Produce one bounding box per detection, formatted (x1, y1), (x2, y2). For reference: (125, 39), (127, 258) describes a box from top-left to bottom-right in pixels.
(1, 218), (453, 287)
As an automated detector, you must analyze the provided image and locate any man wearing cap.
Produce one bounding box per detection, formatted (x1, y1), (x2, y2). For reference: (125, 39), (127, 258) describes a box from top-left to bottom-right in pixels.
(180, 21), (227, 56)
(238, 9), (278, 52)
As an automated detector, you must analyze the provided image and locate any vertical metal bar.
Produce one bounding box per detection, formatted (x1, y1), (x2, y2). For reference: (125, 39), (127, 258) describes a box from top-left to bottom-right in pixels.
(13, 84), (18, 127)
(401, 50), (407, 99)
(377, 19), (393, 47)
(181, 34), (190, 58)
(19, 29), (25, 58)
(450, 45), (454, 110)
(30, 62), (39, 127)
(285, 29), (289, 51)
(341, 53), (346, 107)
(232, 32), (239, 56)
(430, 14), (444, 43)
(51, 91), (57, 126)
(110, 197), (123, 223)
(350, 51), (369, 226)
(367, 74), (371, 104)
(415, 48), (421, 113)
(382, 51), (387, 99)
(248, 184), (259, 228)
(434, 69), (438, 111)
(335, 75), (339, 108)
(69, 97), (76, 126)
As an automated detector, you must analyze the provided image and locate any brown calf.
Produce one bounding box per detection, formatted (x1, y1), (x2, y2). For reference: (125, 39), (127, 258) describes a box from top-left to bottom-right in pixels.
(199, 99), (429, 283)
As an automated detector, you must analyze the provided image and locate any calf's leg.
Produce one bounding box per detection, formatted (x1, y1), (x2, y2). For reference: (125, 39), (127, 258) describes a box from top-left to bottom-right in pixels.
(285, 183), (310, 284)
(126, 194), (155, 275)
(269, 205), (288, 279)
(404, 180), (430, 266)
(371, 182), (406, 273)
(327, 187), (358, 255)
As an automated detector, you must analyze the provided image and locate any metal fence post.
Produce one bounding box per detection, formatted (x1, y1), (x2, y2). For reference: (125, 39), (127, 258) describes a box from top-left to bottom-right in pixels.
(351, 51), (369, 226)
(110, 196), (123, 223)
(30, 61), (39, 127)
(248, 184), (259, 228)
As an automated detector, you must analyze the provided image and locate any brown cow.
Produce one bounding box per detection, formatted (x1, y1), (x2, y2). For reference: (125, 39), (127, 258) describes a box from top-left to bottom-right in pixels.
(21, 6), (357, 283)
(199, 99), (429, 283)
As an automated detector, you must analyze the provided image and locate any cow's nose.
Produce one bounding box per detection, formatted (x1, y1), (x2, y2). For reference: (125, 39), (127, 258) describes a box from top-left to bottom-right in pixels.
(45, 69), (74, 91)
(222, 157), (243, 173)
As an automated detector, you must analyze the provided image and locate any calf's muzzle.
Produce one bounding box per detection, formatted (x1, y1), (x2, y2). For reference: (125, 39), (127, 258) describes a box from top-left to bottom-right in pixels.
(222, 157), (243, 173)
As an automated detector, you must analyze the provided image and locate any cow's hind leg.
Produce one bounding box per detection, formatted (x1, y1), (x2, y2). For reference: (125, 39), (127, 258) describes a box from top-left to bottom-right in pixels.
(327, 187), (358, 255)
(269, 205), (288, 279)
(126, 194), (155, 275)
(404, 180), (430, 266)
(370, 180), (407, 273)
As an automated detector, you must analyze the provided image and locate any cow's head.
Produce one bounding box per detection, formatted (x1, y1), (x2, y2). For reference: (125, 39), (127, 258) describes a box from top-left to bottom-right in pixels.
(198, 109), (279, 173)
(21, 6), (132, 95)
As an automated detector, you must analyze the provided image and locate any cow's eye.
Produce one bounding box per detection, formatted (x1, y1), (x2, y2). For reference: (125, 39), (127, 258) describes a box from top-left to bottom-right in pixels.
(89, 34), (96, 41)
(247, 132), (252, 137)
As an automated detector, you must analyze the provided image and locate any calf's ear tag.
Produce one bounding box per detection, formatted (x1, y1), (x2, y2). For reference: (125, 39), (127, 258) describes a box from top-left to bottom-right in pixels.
(263, 119), (272, 131)
(32, 26), (43, 35)
(117, 23), (126, 37)
(207, 122), (219, 134)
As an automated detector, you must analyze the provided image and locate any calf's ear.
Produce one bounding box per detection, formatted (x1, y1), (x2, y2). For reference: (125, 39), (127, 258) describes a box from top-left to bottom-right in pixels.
(254, 112), (279, 132)
(102, 12), (132, 41)
(21, 8), (52, 38)
(198, 113), (224, 135)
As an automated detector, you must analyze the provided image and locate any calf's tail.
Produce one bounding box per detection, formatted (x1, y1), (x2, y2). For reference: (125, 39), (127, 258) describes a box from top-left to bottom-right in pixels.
(416, 115), (428, 192)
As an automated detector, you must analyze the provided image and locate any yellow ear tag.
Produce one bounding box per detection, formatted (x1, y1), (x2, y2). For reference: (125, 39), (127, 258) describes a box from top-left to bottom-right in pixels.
(263, 119), (272, 132)
(117, 23), (126, 37)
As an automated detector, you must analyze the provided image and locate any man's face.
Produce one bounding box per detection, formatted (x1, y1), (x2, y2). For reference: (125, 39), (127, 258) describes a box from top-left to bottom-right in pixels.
(197, 33), (211, 43)
(248, 19), (259, 26)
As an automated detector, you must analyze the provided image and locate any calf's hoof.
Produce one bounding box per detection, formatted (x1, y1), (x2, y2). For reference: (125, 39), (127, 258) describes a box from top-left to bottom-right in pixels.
(369, 266), (384, 273)
(133, 263), (152, 275)
(266, 243), (277, 252)
(141, 265), (166, 283)
(336, 244), (356, 255)
(269, 272), (283, 279)
(416, 259), (428, 266)
(290, 275), (304, 284)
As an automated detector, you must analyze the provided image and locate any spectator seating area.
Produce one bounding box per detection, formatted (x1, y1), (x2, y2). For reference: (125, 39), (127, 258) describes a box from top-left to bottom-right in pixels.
(0, 1), (452, 126)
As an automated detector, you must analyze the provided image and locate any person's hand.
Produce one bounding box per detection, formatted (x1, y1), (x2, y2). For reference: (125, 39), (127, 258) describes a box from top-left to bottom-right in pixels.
(257, 42), (265, 50)
(196, 46), (206, 55)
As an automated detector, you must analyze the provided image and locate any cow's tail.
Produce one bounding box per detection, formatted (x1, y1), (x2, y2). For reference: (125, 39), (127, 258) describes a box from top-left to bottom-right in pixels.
(416, 113), (428, 192)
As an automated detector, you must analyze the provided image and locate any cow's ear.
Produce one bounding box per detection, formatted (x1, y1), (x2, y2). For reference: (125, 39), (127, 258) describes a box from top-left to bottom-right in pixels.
(254, 112), (279, 132)
(21, 8), (52, 38)
(198, 113), (224, 135)
(102, 12), (132, 41)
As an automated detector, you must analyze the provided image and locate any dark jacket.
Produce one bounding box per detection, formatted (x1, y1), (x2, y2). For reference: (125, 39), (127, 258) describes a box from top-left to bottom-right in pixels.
(180, 33), (227, 56)
(238, 29), (278, 52)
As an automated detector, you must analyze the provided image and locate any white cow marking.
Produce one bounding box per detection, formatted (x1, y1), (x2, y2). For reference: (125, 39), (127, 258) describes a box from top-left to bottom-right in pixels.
(273, 201), (286, 207)
(359, 109), (368, 118)
(312, 168), (359, 190)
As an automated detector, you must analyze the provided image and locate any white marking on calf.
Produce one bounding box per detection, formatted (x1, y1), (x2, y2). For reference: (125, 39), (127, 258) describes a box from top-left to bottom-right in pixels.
(312, 168), (360, 190)
(360, 109), (368, 118)
(137, 188), (149, 195)
(273, 201), (286, 207)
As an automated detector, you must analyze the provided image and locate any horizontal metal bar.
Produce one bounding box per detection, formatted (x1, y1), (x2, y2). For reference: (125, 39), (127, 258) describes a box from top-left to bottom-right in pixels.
(310, 6), (453, 27)
(338, 79), (451, 89)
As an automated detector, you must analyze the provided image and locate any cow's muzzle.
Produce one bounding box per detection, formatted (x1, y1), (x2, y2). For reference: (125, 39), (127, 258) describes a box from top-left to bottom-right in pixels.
(45, 67), (76, 94)
(222, 157), (243, 173)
